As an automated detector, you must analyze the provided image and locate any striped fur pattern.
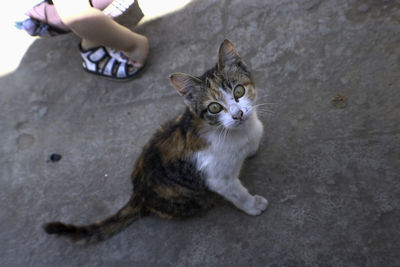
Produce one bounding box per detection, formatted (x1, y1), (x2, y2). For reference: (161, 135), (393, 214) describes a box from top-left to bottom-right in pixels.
(43, 40), (267, 243)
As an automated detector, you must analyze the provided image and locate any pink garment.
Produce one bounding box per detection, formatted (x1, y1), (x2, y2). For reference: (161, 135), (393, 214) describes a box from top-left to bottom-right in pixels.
(26, 0), (123, 32)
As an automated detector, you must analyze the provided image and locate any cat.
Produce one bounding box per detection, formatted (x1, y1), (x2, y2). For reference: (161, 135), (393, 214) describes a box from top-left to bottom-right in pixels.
(43, 40), (268, 242)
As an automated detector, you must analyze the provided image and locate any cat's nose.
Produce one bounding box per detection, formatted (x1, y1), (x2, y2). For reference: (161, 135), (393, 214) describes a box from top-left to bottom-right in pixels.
(230, 105), (244, 120)
(232, 110), (244, 120)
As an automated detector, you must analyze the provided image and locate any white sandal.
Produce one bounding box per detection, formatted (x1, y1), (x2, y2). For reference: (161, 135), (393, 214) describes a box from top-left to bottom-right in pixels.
(79, 44), (143, 81)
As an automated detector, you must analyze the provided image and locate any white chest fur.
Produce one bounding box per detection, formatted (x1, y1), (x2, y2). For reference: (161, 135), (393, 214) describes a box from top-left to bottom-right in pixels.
(192, 112), (267, 215)
(193, 112), (264, 186)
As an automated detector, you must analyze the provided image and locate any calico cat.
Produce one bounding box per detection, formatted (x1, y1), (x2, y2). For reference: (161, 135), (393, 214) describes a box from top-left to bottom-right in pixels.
(44, 40), (268, 242)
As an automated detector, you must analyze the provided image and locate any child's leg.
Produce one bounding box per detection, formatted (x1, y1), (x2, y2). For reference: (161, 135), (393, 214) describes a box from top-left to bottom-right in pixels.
(53, 0), (148, 68)
(26, 0), (132, 32)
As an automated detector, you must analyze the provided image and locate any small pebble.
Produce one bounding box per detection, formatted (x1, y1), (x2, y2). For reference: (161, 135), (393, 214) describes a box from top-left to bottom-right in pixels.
(50, 154), (62, 162)
(332, 94), (347, 109)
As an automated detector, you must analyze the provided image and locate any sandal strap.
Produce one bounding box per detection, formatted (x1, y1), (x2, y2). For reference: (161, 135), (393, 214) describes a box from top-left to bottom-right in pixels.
(79, 45), (108, 62)
(103, 58), (130, 78)
(87, 47), (107, 62)
(80, 45), (108, 73)
(103, 57), (116, 76)
(79, 44), (138, 80)
(116, 62), (129, 78)
(106, 48), (129, 63)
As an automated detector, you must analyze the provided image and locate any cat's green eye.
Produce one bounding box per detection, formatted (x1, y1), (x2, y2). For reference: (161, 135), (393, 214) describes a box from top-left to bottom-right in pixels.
(208, 102), (223, 114)
(234, 85), (246, 99)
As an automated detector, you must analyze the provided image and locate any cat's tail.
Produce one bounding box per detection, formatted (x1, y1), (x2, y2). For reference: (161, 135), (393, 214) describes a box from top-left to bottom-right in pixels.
(43, 195), (144, 243)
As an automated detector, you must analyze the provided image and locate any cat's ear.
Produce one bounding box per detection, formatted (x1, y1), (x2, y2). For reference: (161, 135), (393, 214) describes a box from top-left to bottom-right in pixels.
(170, 72), (201, 96)
(218, 39), (242, 70)
(170, 72), (202, 105)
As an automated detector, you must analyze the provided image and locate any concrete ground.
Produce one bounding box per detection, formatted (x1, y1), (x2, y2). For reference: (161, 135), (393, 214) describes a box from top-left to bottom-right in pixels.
(1, 0), (400, 266)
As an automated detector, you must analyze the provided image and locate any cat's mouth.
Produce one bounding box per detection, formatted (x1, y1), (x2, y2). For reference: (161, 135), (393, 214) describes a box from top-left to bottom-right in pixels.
(231, 117), (247, 128)
(237, 118), (245, 124)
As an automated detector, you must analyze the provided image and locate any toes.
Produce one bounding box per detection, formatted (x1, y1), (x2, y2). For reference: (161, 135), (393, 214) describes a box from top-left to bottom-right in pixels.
(244, 195), (268, 216)
(254, 195), (269, 210)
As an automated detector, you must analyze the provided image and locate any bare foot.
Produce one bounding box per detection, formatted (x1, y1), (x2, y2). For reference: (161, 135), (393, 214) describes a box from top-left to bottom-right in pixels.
(123, 33), (149, 69)
(81, 33), (149, 69)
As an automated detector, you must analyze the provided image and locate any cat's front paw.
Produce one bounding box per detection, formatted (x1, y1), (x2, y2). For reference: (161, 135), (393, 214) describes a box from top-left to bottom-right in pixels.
(245, 195), (268, 216)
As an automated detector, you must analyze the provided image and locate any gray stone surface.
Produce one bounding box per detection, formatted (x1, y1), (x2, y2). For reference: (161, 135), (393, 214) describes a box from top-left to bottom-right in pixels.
(1, 0), (400, 266)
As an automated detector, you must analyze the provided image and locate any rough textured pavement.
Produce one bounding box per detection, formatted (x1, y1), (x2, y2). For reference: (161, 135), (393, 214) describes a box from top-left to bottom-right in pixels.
(1, 0), (400, 266)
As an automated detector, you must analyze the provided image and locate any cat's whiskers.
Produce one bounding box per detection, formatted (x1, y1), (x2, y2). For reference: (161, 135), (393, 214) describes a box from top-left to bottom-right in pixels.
(217, 127), (224, 144)
(222, 127), (231, 144)
(215, 123), (226, 144)
(253, 108), (276, 119)
(256, 94), (270, 101)
(214, 123), (232, 145)
(218, 124), (229, 144)
(253, 102), (277, 115)
(256, 109), (276, 117)
(255, 107), (276, 114)
(253, 102), (277, 108)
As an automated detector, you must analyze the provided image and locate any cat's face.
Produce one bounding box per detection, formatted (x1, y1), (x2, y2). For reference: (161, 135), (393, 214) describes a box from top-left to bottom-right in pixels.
(200, 67), (256, 129)
(170, 40), (256, 130)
